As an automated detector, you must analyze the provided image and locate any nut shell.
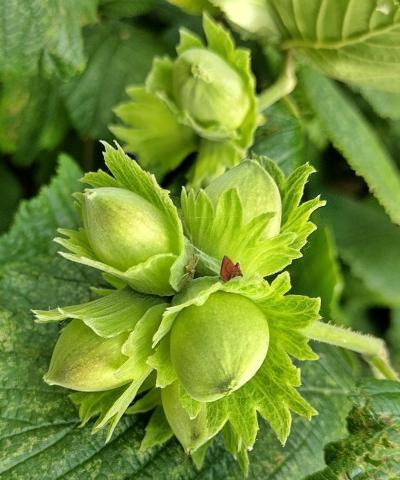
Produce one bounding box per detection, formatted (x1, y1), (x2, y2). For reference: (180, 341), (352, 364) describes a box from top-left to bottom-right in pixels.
(170, 291), (269, 402)
(82, 187), (171, 271)
(173, 48), (249, 131)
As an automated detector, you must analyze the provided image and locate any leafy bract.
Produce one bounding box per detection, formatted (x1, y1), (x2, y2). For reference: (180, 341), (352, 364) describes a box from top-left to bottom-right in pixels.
(307, 379), (400, 479)
(33, 287), (161, 338)
(0, 0), (97, 80)
(181, 156), (324, 278)
(112, 14), (259, 187)
(112, 83), (198, 178)
(152, 272), (320, 460)
(56, 142), (191, 296)
(301, 68), (400, 226)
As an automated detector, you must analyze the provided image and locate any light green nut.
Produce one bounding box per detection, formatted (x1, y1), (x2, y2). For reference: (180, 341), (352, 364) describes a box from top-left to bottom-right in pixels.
(161, 382), (209, 453)
(205, 160), (282, 238)
(45, 320), (131, 392)
(173, 48), (249, 132)
(170, 291), (269, 402)
(82, 187), (172, 272)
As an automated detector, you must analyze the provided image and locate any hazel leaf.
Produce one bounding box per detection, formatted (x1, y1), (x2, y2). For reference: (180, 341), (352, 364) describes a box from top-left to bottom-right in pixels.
(267, 0), (400, 92)
(307, 379), (400, 479)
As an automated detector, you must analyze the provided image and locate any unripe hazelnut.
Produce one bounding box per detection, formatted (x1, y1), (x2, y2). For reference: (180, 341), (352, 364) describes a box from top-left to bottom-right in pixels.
(82, 187), (172, 272)
(170, 291), (269, 402)
(173, 48), (250, 132)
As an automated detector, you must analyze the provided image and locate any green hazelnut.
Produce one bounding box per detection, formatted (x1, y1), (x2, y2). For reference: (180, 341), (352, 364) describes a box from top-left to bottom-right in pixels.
(161, 382), (209, 452)
(82, 187), (172, 272)
(45, 320), (130, 392)
(170, 291), (269, 402)
(205, 160), (282, 238)
(173, 48), (250, 132)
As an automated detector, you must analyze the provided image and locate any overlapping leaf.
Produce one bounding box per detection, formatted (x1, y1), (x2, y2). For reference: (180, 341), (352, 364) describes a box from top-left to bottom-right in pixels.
(322, 193), (400, 306)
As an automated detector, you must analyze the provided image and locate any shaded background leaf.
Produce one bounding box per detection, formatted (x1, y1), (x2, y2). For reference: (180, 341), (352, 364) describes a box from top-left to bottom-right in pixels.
(0, 0), (98, 80)
(301, 68), (400, 225)
(62, 21), (167, 139)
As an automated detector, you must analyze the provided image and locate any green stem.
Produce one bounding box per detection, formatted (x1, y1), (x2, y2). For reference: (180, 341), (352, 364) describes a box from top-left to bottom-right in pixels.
(257, 53), (297, 112)
(303, 321), (399, 381)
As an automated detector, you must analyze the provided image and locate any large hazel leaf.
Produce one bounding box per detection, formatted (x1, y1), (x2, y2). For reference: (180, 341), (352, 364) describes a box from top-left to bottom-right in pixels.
(322, 193), (400, 307)
(263, 0), (400, 91)
(290, 226), (343, 319)
(0, 76), (68, 166)
(252, 101), (306, 175)
(0, 154), (364, 478)
(301, 68), (400, 225)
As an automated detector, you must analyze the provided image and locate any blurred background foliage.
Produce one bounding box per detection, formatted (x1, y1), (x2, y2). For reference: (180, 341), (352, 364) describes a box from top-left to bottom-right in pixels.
(1, 0), (400, 373)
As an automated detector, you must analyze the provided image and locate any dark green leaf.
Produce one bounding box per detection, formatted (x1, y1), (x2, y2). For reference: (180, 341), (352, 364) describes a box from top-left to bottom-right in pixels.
(358, 86), (400, 121)
(99, 0), (157, 18)
(252, 101), (305, 175)
(307, 379), (400, 480)
(0, 163), (22, 232)
(290, 226), (343, 319)
(0, 77), (68, 165)
(322, 193), (400, 307)
(62, 21), (167, 139)
(301, 69), (400, 225)
(0, 0), (98, 79)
